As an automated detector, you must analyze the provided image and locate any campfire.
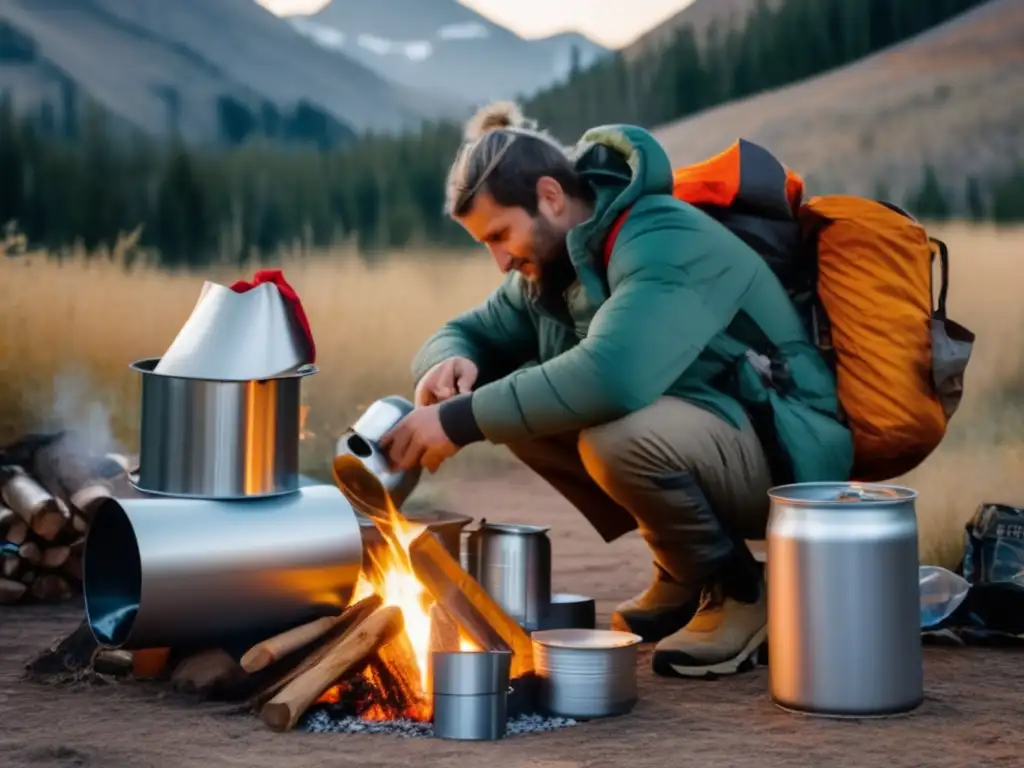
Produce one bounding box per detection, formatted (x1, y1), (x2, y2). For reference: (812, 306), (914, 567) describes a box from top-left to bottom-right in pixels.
(13, 432), (540, 735)
(248, 465), (537, 732)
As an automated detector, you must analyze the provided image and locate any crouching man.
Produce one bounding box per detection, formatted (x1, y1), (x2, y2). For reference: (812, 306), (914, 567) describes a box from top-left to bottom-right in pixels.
(381, 101), (852, 678)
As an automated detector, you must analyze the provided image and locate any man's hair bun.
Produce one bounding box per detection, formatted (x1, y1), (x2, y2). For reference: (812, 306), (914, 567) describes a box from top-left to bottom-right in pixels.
(463, 101), (537, 141)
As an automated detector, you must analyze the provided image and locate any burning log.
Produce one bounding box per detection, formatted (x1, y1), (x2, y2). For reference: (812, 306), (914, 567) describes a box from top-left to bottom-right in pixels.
(372, 629), (430, 717)
(248, 594), (383, 707)
(428, 603), (461, 654)
(260, 604), (405, 732)
(242, 613), (349, 674)
(408, 530), (535, 680)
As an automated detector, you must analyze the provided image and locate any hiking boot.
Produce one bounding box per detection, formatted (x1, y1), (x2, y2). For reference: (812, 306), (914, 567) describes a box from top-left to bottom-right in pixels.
(610, 570), (700, 643)
(651, 579), (767, 678)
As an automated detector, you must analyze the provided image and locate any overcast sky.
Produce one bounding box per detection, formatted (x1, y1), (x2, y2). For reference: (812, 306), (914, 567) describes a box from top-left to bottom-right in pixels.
(258, 0), (693, 48)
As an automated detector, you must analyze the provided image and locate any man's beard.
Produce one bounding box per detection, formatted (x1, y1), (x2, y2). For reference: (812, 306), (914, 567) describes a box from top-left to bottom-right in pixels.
(524, 216), (575, 303)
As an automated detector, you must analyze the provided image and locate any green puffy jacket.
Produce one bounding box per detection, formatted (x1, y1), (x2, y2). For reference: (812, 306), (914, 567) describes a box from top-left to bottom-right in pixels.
(413, 124), (853, 483)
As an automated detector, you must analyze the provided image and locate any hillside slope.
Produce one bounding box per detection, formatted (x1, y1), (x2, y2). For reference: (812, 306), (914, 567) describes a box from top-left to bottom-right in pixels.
(288, 0), (609, 105)
(0, 0), (452, 145)
(624, 0), (766, 60)
(652, 0), (1024, 203)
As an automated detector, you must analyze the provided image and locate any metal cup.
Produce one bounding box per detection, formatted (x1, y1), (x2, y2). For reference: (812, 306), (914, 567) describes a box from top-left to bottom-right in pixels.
(465, 521), (552, 631)
(431, 650), (511, 740)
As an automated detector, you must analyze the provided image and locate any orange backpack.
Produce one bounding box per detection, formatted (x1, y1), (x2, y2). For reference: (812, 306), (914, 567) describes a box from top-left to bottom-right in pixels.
(603, 139), (976, 481)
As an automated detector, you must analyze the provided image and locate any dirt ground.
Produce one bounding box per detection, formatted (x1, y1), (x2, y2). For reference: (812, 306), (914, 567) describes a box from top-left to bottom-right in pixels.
(2, 464), (1023, 768)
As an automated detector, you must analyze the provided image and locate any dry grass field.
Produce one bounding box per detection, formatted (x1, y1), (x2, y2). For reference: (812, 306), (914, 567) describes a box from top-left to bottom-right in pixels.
(1, 222), (1022, 567)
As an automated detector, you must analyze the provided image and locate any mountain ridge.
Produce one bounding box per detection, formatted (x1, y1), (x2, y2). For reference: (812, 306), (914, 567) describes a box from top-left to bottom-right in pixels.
(287, 0), (611, 104)
(0, 0), (459, 146)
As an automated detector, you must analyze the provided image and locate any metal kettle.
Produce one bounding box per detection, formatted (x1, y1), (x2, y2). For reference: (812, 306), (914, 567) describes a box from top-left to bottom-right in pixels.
(465, 520), (552, 631)
(332, 395), (421, 508)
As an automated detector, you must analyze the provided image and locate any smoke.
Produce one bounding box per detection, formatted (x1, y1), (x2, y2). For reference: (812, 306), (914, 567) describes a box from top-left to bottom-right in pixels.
(41, 371), (126, 456)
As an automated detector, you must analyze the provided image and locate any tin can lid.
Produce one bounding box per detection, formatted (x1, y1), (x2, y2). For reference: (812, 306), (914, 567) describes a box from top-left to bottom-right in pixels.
(768, 482), (918, 505)
(431, 650), (511, 696)
(477, 521), (551, 535)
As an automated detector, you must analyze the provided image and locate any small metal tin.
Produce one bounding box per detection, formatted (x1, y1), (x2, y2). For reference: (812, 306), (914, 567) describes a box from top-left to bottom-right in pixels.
(431, 650), (510, 740)
(532, 629), (642, 720)
(539, 593), (597, 631)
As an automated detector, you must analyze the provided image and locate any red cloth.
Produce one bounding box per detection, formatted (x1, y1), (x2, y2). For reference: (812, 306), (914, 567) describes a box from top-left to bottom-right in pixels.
(229, 269), (316, 364)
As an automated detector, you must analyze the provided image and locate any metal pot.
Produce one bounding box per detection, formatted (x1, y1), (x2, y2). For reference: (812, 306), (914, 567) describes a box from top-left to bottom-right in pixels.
(82, 484), (363, 650)
(130, 357), (317, 500)
(465, 521), (552, 631)
(532, 629), (642, 720)
(334, 396), (421, 508)
(766, 482), (923, 718)
(358, 508), (473, 568)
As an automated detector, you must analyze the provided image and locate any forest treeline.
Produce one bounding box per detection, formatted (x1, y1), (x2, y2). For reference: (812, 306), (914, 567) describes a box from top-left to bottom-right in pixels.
(0, 0), (1018, 267)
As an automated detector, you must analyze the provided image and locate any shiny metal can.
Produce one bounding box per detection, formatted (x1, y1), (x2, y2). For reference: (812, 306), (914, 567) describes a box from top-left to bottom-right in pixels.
(767, 482), (924, 717)
(532, 629), (641, 719)
(431, 650), (510, 740)
(465, 522), (552, 631)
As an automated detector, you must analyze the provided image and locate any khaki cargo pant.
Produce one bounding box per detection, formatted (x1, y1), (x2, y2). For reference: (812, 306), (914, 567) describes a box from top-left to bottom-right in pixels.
(505, 397), (773, 592)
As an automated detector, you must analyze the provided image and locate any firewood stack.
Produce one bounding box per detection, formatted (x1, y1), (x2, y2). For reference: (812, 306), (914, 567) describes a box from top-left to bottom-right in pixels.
(0, 432), (137, 605)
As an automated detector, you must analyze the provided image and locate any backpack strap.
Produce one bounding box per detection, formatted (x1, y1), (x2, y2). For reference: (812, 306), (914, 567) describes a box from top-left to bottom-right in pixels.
(602, 207), (633, 267)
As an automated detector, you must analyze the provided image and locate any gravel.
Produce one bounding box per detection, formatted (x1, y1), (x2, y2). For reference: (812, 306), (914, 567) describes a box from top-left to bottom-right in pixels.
(302, 710), (579, 738)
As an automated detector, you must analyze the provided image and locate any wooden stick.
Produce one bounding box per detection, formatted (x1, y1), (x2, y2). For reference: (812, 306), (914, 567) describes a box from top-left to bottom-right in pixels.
(0, 577), (26, 604)
(429, 603), (461, 654)
(377, 628), (430, 713)
(260, 604), (404, 732)
(241, 614), (347, 674)
(409, 530), (534, 679)
(248, 594), (383, 707)
(1, 468), (70, 541)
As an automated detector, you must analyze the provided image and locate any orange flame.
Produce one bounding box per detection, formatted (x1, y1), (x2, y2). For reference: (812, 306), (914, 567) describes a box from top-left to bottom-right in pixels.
(341, 505), (479, 722)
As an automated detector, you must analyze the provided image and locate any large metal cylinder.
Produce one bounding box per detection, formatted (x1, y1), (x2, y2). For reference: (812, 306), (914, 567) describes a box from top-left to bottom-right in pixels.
(767, 482), (923, 718)
(83, 484), (363, 650)
(131, 357), (317, 500)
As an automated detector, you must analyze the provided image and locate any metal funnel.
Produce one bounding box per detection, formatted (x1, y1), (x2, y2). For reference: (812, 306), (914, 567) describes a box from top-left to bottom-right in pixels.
(155, 280), (309, 381)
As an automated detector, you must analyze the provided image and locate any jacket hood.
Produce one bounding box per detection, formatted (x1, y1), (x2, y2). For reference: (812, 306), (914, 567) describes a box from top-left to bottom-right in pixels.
(566, 124), (675, 300)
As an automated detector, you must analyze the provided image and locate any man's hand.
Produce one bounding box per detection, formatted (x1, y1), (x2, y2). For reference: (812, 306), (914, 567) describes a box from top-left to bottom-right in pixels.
(414, 357), (479, 406)
(380, 404), (459, 473)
